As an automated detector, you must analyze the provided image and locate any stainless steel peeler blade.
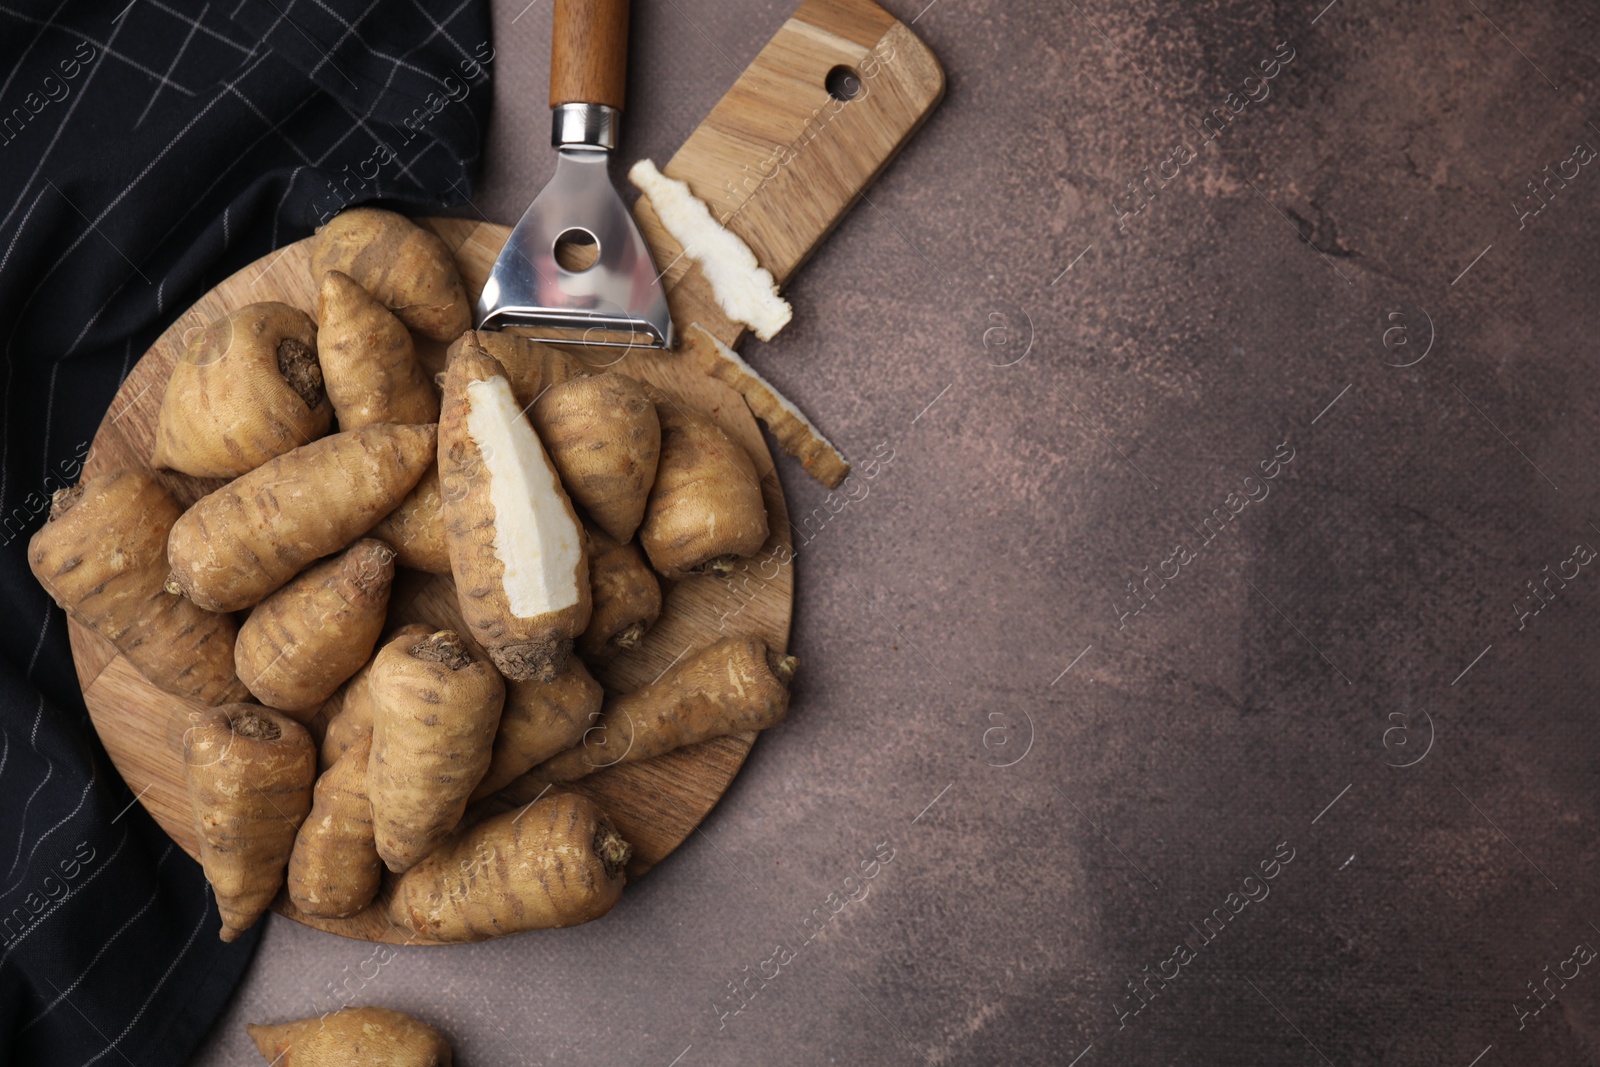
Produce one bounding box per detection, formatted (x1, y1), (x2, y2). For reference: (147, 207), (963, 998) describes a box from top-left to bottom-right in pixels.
(476, 0), (672, 349)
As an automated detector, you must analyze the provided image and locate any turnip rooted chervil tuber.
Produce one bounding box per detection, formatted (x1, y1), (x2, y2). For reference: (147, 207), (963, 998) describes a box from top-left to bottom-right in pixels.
(439, 335), (591, 681)
(247, 1006), (452, 1066)
(165, 422), (436, 613)
(536, 634), (796, 782)
(151, 302), (331, 479)
(368, 630), (505, 873)
(29, 469), (247, 705)
(183, 704), (315, 941)
(386, 792), (630, 942)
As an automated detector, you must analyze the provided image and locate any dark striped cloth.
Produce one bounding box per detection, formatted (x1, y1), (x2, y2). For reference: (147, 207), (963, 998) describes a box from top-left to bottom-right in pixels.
(0, 1), (492, 1062)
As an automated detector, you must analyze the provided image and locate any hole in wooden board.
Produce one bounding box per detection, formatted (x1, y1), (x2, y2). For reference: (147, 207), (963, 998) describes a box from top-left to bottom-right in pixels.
(825, 65), (863, 101)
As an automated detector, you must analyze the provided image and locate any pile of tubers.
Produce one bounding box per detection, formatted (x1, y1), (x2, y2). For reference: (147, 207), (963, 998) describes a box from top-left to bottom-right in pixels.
(29, 208), (798, 945)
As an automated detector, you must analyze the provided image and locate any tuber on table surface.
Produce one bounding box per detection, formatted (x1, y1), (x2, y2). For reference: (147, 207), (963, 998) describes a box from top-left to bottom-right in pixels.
(310, 208), (470, 342)
(28, 468), (248, 704)
(386, 792), (629, 942)
(247, 1005), (452, 1066)
(234, 538), (396, 718)
(164, 422), (436, 613)
(151, 302), (331, 479)
(536, 634), (795, 783)
(439, 335), (591, 681)
(183, 704), (316, 941)
(316, 269), (440, 429)
(368, 630), (505, 873)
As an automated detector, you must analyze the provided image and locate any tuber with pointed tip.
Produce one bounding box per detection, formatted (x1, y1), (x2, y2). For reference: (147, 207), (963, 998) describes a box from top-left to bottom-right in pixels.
(310, 208), (470, 341)
(439, 336), (591, 681)
(247, 1006), (452, 1066)
(316, 269), (440, 428)
(536, 635), (795, 782)
(28, 469), (248, 704)
(286, 734), (382, 918)
(370, 462), (450, 574)
(469, 655), (602, 801)
(235, 538), (395, 718)
(184, 704), (316, 941)
(386, 792), (629, 942)
(368, 630), (505, 873)
(532, 372), (660, 543)
(165, 422), (436, 612)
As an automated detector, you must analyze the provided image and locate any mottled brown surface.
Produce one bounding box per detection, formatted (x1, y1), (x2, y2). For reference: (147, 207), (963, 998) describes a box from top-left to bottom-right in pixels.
(195, 0), (1600, 1063)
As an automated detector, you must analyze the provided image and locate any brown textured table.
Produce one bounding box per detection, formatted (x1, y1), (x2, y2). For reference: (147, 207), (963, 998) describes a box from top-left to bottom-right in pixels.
(196, 0), (1600, 1063)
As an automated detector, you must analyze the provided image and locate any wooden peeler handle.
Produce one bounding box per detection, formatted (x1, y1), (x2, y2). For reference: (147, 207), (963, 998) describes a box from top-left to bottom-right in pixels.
(550, 0), (630, 111)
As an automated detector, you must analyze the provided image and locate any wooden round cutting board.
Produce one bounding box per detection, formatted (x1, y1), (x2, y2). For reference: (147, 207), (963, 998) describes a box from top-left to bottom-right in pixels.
(67, 218), (793, 944)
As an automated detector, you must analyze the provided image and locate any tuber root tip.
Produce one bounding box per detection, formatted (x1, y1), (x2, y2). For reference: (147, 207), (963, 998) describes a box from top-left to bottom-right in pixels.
(768, 651), (798, 686)
(411, 631), (471, 670)
(48, 483), (84, 520)
(611, 621), (647, 651)
(163, 574), (183, 596)
(276, 337), (324, 410)
(489, 640), (568, 682)
(231, 708), (281, 741)
(595, 822), (632, 877)
(347, 540), (397, 593)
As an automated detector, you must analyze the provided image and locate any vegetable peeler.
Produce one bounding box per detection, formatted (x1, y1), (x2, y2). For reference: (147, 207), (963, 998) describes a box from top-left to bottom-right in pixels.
(476, 0), (673, 348)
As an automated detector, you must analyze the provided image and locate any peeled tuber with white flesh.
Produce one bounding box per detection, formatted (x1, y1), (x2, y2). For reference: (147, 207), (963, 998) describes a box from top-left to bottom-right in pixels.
(628, 159), (792, 341)
(439, 335), (591, 681)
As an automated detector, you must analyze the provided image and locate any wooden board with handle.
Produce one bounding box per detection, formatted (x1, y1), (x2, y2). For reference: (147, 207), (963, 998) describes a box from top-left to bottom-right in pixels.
(67, 0), (942, 944)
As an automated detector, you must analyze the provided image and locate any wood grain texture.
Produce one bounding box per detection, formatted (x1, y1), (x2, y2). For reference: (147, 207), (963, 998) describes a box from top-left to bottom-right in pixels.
(69, 0), (941, 945)
(550, 0), (630, 110)
(72, 219), (792, 944)
(627, 0), (945, 355)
